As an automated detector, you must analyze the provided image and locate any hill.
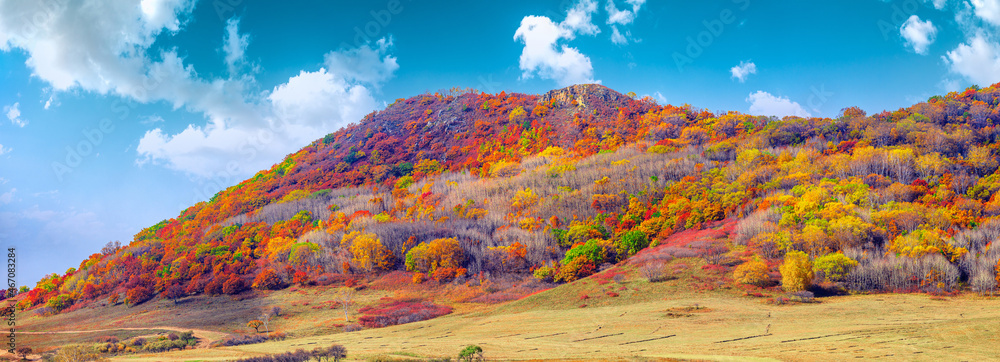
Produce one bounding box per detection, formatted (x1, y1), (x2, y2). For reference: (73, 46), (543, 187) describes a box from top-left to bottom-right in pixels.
(9, 83), (1000, 359)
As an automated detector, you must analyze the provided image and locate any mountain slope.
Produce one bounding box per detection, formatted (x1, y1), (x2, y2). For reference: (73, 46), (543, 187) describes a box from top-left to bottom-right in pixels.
(12, 83), (1000, 320)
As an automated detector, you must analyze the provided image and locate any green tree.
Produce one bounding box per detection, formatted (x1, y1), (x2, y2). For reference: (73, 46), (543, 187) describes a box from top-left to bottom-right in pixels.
(813, 252), (858, 282)
(616, 230), (649, 258)
(458, 345), (484, 362)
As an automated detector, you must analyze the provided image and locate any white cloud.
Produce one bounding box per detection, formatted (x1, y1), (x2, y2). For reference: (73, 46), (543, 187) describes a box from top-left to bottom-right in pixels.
(563, 0), (600, 35)
(971, 0), (1000, 26)
(730, 60), (757, 82)
(0, 144), (10, 156)
(746, 91), (811, 118)
(943, 33), (1000, 86)
(514, 0), (601, 86)
(324, 38), (399, 85)
(136, 40), (398, 177)
(4, 102), (25, 127)
(0, 0), (401, 178)
(141, 115), (165, 125)
(606, 0), (636, 25)
(653, 91), (667, 104)
(1, 188), (15, 204)
(900, 15), (937, 54)
(604, 0), (645, 44)
(610, 26), (628, 45)
(930, 0), (947, 10)
(222, 18), (249, 76)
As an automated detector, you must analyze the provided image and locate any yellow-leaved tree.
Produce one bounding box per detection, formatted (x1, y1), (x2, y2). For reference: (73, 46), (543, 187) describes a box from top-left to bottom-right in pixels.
(779, 250), (813, 292)
(345, 231), (394, 273)
(733, 255), (770, 287)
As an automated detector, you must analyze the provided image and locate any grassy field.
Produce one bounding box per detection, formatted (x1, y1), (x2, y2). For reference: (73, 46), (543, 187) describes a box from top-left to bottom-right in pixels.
(19, 256), (1000, 361)
(107, 291), (1000, 361)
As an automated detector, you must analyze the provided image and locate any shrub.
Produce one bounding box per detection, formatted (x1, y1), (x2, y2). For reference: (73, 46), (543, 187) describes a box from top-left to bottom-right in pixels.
(733, 256), (770, 287)
(533, 264), (555, 282)
(813, 252), (858, 282)
(223, 275), (248, 295)
(789, 290), (815, 302)
(213, 334), (268, 347)
(229, 349), (312, 362)
(639, 262), (671, 282)
(125, 286), (152, 306)
(357, 299), (452, 328)
(561, 239), (605, 265)
(312, 344), (348, 362)
(780, 251), (813, 292)
(458, 345), (484, 362)
(252, 269), (285, 290)
(405, 238), (465, 275)
(617, 230), (650, 258)
(555, 255), (597, 282)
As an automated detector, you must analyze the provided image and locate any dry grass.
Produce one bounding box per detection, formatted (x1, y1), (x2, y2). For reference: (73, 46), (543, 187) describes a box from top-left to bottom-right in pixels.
(19, 259), (1000, 362)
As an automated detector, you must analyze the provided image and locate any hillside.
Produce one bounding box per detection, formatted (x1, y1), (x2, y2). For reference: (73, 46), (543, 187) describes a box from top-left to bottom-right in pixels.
(10, 83), (1000, 359)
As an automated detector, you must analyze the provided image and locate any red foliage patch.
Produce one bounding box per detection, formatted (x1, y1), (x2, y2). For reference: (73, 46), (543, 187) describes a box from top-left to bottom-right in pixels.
(357, 299), (452, 328)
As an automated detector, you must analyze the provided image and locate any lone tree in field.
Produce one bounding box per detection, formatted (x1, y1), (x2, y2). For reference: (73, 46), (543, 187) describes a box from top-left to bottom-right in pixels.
(259, 311), (272, 333)
(15, 346), (31, 359)
(247, 319), (263, 333)
(271, 306), (282, 317)
(336, 288), (356, 322)
(780, 250), (814, 292)
(458, 345), (484, 362)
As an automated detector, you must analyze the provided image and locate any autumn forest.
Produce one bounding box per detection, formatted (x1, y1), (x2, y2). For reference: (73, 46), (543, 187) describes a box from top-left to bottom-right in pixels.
(13, 82), (1000, 328)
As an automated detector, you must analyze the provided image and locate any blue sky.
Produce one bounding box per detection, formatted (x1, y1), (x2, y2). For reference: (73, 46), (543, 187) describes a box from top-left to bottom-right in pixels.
(1, 0), (998, 287)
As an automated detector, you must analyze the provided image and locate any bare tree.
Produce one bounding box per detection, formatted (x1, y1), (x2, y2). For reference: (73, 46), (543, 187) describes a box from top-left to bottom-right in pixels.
(336, 288), (356, 322)
(259, 312), (272, 333)
(101, 240), (121, 255)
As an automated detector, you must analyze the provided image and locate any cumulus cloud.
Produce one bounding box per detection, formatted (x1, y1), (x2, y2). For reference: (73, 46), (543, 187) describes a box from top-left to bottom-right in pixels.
(0, 0), (399, 178)
(605, 0), (646, 44)
(514, 0), (601, 86)
(943, 33), (1000, 86)
(137, 40), (399, 177)
(900, 15), (937, 54)
(971, 0), (1000, 26)
(730, 60), (757, 82)
(746, 91), (811, 118)
(4, 102), (25, 127)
